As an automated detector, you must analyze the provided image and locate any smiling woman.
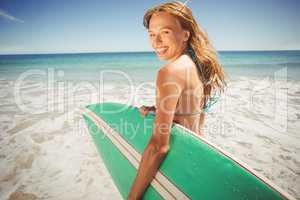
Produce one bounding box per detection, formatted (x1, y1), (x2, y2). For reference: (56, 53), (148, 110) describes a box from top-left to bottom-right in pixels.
(147, 11), (189, 62)
(143, 2), (227, 135)
(127, 1), (226, 199)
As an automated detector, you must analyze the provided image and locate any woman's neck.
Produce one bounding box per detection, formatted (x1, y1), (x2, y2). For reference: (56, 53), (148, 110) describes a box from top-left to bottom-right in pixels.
(167, 43), (188, 63)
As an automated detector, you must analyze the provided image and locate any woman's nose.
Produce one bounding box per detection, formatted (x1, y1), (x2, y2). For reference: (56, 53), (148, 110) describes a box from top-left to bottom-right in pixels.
(154, 34), (163, 45)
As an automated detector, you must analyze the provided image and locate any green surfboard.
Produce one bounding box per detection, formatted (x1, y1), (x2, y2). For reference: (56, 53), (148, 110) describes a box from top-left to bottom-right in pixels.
(81, 102), (294, 200)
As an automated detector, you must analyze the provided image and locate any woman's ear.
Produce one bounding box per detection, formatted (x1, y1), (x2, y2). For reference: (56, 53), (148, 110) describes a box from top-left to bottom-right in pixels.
(183, 30), (190, 42)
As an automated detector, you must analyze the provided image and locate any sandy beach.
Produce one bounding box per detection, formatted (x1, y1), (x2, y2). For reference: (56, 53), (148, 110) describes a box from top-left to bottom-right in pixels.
(0, 76), (299, 199)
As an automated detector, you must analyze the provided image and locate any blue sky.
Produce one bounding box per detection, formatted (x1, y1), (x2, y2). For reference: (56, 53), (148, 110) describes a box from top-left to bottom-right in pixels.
(0, 0), (299, 54)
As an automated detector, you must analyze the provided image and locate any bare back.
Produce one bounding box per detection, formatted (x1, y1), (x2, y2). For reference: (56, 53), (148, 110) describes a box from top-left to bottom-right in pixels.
(163, 54), (205, 135)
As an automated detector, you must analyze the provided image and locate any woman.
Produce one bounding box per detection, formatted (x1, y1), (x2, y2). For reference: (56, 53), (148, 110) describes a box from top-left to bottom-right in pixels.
(128, 1), (226, 199)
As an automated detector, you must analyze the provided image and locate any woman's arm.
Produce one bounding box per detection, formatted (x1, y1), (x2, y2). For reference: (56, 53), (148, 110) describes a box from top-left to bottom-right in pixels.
(127, 67), (182, 200)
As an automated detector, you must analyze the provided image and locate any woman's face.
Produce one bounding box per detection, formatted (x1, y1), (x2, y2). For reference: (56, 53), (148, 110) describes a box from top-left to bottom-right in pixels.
(148, 11), (189, 62)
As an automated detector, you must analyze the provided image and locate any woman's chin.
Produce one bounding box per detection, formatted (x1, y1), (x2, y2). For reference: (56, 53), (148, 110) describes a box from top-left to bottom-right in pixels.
(156, 53), (169, 61)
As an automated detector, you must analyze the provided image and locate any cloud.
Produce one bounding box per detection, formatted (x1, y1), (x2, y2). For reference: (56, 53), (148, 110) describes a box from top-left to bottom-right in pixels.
(0, 8), (24, 23)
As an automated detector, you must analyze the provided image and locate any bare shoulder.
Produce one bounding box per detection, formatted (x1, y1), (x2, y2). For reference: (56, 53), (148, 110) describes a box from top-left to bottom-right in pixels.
(156, 63), (184, 94)
(164, 54), (193, 71)
(157, 54), (194, 83)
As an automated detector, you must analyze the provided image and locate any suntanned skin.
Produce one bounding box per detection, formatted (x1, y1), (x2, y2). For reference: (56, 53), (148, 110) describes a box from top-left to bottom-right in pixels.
(127, 11), (204, 200)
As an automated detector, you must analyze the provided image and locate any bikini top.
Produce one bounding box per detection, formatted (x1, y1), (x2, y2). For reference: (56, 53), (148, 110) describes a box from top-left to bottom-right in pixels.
(174, 96), (219, 116)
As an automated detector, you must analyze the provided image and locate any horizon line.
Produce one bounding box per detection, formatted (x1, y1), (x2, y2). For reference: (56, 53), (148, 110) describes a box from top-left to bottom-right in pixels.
(0, 49), (300, 56)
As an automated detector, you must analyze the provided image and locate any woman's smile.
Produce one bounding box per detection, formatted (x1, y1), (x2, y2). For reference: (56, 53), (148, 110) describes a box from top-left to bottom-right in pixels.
(155, 47), (169, 56)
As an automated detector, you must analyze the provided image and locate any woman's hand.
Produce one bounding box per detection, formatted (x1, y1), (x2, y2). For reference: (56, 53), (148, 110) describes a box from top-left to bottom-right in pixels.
(139, 105), (155, 117)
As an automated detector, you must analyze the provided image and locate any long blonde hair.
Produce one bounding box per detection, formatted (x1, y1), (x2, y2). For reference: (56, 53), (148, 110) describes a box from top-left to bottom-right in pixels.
(143, 1), (227, 105)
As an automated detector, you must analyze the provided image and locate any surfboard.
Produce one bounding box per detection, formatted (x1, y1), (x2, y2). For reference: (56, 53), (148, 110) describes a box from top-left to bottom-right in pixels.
(81, 102), (295, 200)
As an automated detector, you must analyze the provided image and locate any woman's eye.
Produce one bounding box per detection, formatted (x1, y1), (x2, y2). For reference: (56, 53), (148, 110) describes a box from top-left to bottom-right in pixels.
(162, 30), (170, 34)
(149, 34), (155, 38)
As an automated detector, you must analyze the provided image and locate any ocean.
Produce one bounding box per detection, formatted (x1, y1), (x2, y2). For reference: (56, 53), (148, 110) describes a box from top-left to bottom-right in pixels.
(0, 50), (300, 82)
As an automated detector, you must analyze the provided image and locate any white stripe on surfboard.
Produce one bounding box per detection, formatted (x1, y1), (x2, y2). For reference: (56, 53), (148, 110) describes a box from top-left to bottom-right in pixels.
(81, 109), (175, 199)
(81, 107), (190, 200)
(174, 123), (296, 200)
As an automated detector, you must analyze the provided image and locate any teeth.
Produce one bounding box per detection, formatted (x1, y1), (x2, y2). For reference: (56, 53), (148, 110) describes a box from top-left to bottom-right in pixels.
(156, 47), (167, 53)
